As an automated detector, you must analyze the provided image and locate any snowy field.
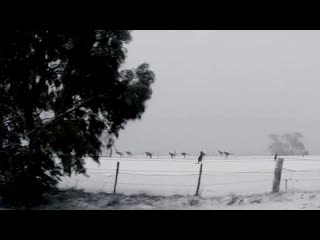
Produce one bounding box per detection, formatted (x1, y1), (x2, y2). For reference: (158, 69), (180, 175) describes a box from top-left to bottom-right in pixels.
(2, 155), (320, 210)
(58, 155), (320, 198)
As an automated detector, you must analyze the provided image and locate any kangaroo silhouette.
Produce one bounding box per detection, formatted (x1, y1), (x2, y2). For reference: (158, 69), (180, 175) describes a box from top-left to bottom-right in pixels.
(224, 152), (231, 159)
(116, 151), (123, 158)
(198, 151), (206, 164)
(169, 152), (176, 159)
(274, 153), (278, 161)
(181, 152), (188, 158)
(126, 151), (132, 157)
(145, 152), (153, 158)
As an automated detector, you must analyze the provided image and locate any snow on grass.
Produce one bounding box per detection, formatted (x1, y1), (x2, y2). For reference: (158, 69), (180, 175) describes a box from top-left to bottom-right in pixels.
(49, 155), (320, 209)
(26, 189), (320, 210)
(2, 155), (320, 209)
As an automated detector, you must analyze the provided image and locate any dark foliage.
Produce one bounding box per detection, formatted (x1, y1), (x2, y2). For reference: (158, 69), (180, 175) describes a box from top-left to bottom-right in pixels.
(0, 30), (155, 206)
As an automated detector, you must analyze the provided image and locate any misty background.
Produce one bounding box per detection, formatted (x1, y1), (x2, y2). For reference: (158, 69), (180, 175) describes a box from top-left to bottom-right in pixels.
(116, 30), (320, 156)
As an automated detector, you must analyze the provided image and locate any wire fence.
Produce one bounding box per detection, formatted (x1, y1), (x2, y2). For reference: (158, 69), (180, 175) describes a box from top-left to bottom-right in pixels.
(58, 156), (320, 196)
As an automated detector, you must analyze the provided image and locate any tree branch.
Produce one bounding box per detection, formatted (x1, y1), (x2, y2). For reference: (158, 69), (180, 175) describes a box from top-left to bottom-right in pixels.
(25, 96), (97, 137)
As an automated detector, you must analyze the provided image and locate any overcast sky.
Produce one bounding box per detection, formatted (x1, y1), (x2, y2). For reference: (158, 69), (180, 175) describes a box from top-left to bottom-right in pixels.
(116, 30), (320, 156)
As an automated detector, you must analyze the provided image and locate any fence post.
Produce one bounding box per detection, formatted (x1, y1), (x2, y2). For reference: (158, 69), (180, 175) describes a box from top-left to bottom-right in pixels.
(272, 158), (284, 193)
(113, 162), (120, 194)
(195, 163), (203, 196)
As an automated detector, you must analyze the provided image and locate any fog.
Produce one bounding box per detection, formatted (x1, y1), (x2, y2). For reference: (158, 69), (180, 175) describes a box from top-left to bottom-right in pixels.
(116, 30), (320, 156)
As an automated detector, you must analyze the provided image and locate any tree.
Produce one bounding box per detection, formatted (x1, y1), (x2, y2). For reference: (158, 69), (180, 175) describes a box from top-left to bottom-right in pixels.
(268, 132), (309, 156)
(0, 30), (155, 206)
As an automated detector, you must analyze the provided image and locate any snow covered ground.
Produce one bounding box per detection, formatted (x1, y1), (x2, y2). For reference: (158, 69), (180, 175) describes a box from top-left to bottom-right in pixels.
(31, 189), (320, 210)
(3, 155), (320, 210)
(58, 155), (320, 197)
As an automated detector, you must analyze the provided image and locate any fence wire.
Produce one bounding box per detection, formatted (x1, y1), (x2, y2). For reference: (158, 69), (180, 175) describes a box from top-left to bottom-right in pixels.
(58, 156), (320, 195)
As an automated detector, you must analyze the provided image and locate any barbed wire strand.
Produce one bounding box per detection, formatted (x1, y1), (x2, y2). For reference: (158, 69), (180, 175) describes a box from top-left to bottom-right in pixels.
(118, 172), (199, 177)
(204, 179), (270, 186)
(117, 182), (195, 187)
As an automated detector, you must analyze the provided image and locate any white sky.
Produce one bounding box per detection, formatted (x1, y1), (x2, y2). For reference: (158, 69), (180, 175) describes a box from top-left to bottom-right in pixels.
(116, 30), (320, 156)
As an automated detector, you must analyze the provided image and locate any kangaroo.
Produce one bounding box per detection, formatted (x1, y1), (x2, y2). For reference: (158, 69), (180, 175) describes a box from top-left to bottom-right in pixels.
(145, 152), (153, 158)
(197, 151), (206, 164)
(169, 152), (176, 159)
(224, 152), (231, 159)
(126, 151), (132, 157)
(181, 152), (188, 158)
(116, 151), (123, 158)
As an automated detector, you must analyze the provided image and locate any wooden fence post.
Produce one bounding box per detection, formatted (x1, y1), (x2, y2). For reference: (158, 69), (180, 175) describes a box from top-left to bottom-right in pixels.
(113, 162), (120, 194)
(195, 163), (203, 196)
(272, 158), (284, 193)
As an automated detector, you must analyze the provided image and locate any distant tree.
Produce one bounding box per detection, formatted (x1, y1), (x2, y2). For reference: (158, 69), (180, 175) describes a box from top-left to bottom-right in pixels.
(0, 30), (155, 206)
(268, 132), (309, 156)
